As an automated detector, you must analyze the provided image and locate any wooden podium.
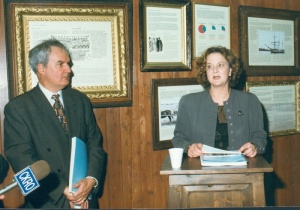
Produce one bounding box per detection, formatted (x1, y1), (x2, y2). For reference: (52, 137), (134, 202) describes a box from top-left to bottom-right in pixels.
(160, 155), (273, 208)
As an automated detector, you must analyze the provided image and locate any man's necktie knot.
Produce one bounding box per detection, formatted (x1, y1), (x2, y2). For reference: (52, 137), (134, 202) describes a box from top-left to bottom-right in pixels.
(52, 94), (68, 133)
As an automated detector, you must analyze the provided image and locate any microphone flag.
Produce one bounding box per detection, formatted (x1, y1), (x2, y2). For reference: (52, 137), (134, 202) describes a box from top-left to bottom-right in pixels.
(14, 165), (40, 196)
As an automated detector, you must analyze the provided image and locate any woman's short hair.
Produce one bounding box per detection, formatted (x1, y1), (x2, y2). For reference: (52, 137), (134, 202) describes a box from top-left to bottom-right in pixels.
(195, 46), (242, 88)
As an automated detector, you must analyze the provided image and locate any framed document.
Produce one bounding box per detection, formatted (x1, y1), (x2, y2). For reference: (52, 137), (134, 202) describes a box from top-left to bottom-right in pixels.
(140, 0), (192, 72)
(193, 3), (230, 58)
(239, 6), (300, 76)
(151, 78), (204, 150)
(4, 0), (133, 107)
(246, 81), (300, 137)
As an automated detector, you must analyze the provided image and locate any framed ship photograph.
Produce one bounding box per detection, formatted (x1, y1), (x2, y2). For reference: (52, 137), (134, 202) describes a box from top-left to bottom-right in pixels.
(239, 6), (300, 76)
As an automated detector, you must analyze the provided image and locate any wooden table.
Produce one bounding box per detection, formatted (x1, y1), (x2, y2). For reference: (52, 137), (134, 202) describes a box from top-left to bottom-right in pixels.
(160, 155), (273, 208)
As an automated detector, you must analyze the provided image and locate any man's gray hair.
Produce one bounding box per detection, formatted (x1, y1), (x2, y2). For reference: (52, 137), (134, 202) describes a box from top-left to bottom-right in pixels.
(29, 39), (71, 74)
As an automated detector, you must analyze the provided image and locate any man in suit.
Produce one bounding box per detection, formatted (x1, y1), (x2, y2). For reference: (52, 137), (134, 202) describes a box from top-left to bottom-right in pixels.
(4, 39), (106, 208)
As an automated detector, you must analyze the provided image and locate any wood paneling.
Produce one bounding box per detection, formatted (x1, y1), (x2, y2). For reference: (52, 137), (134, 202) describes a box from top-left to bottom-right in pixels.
(1, 0), (300, 208)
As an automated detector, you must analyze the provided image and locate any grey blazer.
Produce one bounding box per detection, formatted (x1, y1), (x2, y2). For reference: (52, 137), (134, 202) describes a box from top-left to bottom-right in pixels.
(172, 89), (267, 154)
(4, 85), (105, 208)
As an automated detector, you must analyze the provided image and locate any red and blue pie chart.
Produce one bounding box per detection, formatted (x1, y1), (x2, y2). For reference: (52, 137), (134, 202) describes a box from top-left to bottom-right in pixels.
(198, 24), (206, 34)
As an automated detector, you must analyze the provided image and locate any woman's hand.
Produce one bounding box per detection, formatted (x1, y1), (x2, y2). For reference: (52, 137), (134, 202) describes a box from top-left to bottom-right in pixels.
(187, 143), (204, 158)
(238, 142), (257, 157)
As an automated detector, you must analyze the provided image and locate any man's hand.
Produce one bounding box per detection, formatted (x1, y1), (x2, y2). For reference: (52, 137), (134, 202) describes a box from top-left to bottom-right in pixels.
(64, 177), (96, 208)
(69, 200), (88, 209)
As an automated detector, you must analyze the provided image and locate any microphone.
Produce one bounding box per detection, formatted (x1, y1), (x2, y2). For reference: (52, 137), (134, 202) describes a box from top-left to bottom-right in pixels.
(0, 160), (50, 195)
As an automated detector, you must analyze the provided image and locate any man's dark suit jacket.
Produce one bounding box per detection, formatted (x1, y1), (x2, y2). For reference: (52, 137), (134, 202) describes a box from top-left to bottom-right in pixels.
(4, 85), (106, 208)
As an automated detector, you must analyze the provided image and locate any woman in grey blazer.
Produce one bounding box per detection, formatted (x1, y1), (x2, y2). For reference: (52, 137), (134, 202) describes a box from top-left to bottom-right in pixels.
(172, 46), (267, 158)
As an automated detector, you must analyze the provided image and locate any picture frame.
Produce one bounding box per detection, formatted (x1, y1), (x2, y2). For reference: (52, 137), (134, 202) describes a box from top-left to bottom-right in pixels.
(4, 0), (133, 108)
(151, 78), (204, 150)
(246, 81), (300, 137)
(140, 0), (192, 72)
(193, 3), (230, 58)
(239, 6), (300, 76)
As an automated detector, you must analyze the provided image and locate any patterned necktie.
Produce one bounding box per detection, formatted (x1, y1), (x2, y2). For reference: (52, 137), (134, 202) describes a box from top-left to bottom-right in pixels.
(52, 94), (68, 133)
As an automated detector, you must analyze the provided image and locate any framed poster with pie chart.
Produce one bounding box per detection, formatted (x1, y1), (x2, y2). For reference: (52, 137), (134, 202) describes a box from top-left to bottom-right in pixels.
(193, 3), (230, 58)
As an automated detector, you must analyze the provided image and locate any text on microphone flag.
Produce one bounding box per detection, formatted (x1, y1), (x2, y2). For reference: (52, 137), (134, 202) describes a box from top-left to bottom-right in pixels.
(14, 166), (40, 196)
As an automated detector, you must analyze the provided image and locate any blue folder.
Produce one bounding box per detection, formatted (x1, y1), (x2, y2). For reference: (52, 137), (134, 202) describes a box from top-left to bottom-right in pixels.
(69, 137), (88, 193)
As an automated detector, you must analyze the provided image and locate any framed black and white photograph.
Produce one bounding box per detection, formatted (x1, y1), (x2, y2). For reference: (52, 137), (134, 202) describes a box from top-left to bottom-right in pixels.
(151, 78), (204, 150)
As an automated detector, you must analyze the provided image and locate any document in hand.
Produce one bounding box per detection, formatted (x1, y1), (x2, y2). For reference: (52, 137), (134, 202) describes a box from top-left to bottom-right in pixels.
(69, 137), (88, 193)
(200, 144), (247, 166)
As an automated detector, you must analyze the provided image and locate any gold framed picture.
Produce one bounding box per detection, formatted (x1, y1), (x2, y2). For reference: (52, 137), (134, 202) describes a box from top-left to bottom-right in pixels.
(246, 81), (300, 137)
(5, 0), (133, 107)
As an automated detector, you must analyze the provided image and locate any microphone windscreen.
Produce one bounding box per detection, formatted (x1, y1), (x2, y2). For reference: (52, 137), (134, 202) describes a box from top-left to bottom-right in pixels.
(30, 160), (51, 181)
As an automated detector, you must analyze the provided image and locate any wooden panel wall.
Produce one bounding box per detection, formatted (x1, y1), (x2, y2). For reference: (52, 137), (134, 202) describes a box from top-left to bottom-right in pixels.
(1, 0), (300, 208)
